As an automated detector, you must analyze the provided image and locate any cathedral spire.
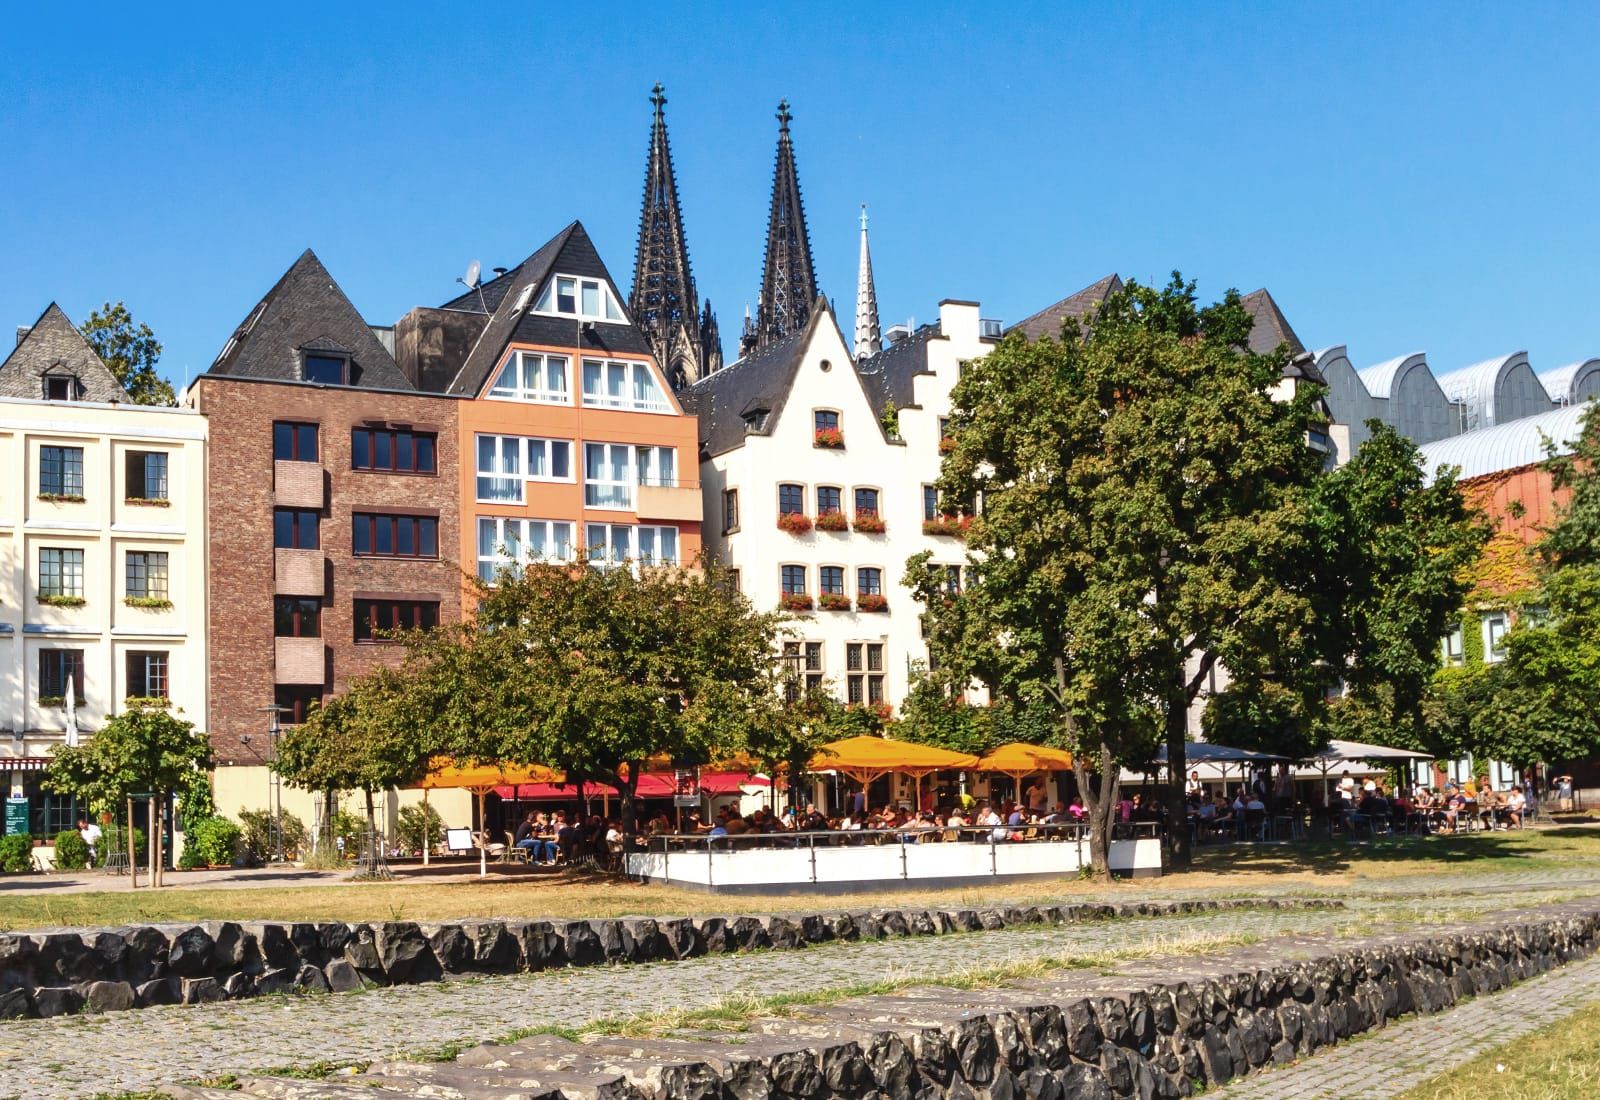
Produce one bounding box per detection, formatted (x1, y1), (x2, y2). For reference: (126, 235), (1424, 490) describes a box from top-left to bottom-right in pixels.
(854, 204), (882, 361)
(630, 82), (719, 389)
(742, 99), (818, 358)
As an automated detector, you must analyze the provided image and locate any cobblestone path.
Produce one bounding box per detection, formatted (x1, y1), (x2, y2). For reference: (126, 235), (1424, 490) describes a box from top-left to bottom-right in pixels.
(1218, 953), (1600, 1099)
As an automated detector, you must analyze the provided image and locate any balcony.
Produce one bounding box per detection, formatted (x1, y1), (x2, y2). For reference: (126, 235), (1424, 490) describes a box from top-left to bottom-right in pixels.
(273, 460), (324, 509)
(635, 481), (702, 523)
(274, 548), (324, 596)
(274, 637), (325, 684)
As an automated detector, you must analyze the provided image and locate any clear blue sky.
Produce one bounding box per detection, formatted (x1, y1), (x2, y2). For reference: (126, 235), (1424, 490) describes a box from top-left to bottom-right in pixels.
(5, 2), (1599, 390)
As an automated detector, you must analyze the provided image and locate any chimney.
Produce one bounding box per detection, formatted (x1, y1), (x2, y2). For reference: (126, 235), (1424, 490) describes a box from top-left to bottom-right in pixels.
(15, 326), (30, 347)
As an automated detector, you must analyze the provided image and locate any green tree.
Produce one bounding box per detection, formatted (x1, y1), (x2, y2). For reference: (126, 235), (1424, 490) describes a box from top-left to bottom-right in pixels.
(919, 275), (1326, 871)
(78, 302), (177, 406)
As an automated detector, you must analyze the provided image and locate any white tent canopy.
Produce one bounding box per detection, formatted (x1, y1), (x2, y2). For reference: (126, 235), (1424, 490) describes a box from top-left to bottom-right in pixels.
(1304, 739), (1431, 765)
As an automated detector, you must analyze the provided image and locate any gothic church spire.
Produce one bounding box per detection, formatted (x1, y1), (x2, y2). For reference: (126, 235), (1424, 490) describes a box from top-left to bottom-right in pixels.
(742, 99), (818, 358)
(854, 205), (882, 361)
(629, 83), (720, 390)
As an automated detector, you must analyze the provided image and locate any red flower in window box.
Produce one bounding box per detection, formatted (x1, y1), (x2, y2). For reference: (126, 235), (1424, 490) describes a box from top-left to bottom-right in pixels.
(814, 510), (849, 532)
(776, 512), (813, 535)
(814, 427), (845, 449)
(818, 592), (852, 611)
(921, 513), (973, 538)
(780, 592), (814, 612)
(852, 512), (886, 534)
(856, 593), (889, 613)
(938, 436), (957, 454)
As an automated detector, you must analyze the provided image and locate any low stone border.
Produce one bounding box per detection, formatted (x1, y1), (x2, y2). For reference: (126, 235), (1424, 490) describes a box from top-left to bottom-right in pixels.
(168, 901), (1600, 1099)
(0, 897), (1339, 1020)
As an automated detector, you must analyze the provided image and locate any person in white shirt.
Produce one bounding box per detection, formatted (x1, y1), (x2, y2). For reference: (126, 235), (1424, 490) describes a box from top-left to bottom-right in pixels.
(78, 818), (102, 866)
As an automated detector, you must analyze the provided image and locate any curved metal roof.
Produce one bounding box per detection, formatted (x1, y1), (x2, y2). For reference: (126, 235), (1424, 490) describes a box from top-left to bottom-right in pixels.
(1417, 403), (1588, 482)
(1357, 352), (1426, 398)
(1539, 359), (1600, 405)
(1434, 352), (1544, 428)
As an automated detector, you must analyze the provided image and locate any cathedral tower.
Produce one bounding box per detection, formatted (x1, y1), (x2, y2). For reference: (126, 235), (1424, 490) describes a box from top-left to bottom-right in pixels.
(854, 204), (882, 361)
(741, 99), (819, 358)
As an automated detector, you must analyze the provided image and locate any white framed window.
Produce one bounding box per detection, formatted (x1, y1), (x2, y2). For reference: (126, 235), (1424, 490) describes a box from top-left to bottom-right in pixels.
(533, 274), (627, 322)
(476, 516), (575, 582)
(1441, 623), (1464, 667)
(586, 523), (679, 569)
(1481, 611), (1509, 663)
(581, 358), (669, 412)
(489, 351), (569, 404)
(635, 445), (676, 487)
(526, 437), (573, 482)
(475, 434), (523, 503)
(585, 443), (634, 509)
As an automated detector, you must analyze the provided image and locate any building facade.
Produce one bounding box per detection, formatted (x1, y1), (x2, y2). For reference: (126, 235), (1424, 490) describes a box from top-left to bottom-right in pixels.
(1, 305), (208, 837)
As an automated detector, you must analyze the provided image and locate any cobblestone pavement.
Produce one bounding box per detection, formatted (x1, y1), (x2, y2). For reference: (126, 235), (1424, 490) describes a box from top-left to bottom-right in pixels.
(1218, 953), (1600, 1099)
(1, 868), (1598, 1099)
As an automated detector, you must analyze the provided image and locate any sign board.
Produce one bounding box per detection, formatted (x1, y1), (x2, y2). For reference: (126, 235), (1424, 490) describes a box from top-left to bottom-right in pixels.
(674, 768), (700, 807)
(4, 797), (28, 837)
(445, 827), (474, 853)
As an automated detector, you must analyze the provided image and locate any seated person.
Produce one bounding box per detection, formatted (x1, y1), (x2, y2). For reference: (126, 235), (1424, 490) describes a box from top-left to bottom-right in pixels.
(1505, 788), (1525, 828)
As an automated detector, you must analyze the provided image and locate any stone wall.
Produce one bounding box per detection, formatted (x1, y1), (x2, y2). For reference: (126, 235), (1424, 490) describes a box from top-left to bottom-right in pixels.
(0, 897), (1338, 1020)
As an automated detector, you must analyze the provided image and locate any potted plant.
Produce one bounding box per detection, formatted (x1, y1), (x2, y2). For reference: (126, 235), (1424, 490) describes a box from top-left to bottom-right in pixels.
(857, 593), (889, 613)
(38, 594), (86, 608)
(780, 592), (814, 612)
(815, 510), (849, 532)
(853, 512), (886, 534)
(124, 596), (174, 609)
(777, 512), (813, 535)
(814, 427), (845, 449)
(922, 513), (973, 538)
(938, 436), (957, 454)
(818, 592), (852, 611)
(125, 497), (171, 508)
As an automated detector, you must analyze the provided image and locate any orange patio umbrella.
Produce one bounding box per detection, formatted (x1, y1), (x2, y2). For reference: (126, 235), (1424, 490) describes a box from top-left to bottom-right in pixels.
(417, 757), (563, 875)
(976, 742), (1074, 778)
(807, 736), (979, 811)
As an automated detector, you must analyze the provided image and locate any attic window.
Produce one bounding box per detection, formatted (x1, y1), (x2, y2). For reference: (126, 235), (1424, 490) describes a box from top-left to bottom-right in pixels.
(533, 274), (626, 322)
(743, 409), (770, 433)
(304, 354), (348, 386)
(43, 374), (80, 401)
(511, 284), (534, 312)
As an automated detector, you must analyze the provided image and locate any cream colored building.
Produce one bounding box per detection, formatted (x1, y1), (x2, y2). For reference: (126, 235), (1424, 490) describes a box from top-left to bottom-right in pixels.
(0, 305), (207, 839)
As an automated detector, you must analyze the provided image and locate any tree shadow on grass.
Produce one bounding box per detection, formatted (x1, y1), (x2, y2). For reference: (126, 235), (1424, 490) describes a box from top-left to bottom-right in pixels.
(1187, 825), (1600, 880)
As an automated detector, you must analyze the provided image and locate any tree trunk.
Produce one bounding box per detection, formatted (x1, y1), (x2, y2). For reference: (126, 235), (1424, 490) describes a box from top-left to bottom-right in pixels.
(1072, 741), (1120, 878)
(621, 764), (639, 855)
(1165, 671), (1193, 869)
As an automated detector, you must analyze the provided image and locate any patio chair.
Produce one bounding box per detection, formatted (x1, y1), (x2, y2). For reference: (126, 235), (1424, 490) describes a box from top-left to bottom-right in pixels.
(475, 831), (506, 862)
(503, 831), (530, 864)
(1244, 808), (1267, 840)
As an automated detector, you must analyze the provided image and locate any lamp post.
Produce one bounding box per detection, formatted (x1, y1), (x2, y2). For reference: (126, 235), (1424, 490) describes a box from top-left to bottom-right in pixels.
(260, 704), (289, 864)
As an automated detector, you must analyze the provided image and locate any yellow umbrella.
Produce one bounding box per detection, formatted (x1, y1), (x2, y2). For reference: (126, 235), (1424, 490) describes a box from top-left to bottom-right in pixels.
(976, 742), (1074, 777)
(808, 736), (980, 811)
(417, 757), (564, 875)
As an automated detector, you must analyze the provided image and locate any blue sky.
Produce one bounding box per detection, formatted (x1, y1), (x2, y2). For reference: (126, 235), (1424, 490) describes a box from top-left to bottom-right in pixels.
(4, 2), (1599, 390)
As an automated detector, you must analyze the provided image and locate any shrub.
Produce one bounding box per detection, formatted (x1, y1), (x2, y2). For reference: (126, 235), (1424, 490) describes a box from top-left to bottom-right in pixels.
(396, 803), (445, 854)
(776, 512), (813, 535)
(326, 808), (366, 858)
(0, 835), (33, 873)
(814, 510), (849, 532)
(818, 592), (852, 611)
(852, 512), (886, 534)
(185, 816), (242, 867)
(238, 808), (308, 862)
(53, 829), (90, 870)
(779, 592), (814, 612)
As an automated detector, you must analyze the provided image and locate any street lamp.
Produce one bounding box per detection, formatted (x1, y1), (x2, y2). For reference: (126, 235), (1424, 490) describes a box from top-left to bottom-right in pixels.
(260, 704), (290, 864)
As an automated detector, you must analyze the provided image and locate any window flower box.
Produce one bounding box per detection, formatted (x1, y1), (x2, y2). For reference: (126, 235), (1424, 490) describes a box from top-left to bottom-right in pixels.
(125, 497), (171, 507)
(777, 512), (813, 535)
(37, 493), (86, 504)
(37, 696), (66, 709)
(852, 512), (886, 534)
(124, 596), (174, 610)
(818, 592), (852, 611)
(922, 514), (973, 538)
(856, 593), (889, 613)
(780, 592), (814, 612)
(814, 510), (849, 532)
(38, 595), (86, 608)
(124, 696), (171, 710)
(938, 436), (957, 454)
(814, 427), (844, 449)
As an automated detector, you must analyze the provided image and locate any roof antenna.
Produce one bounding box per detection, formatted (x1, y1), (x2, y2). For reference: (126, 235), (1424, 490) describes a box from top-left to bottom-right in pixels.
(457, 260), (488, 314)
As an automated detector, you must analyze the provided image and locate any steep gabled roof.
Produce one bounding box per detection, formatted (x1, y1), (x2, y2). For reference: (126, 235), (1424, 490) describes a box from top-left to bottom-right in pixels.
(1, 303), (129, 402)
(1006, 273), (1122, 342)
(444, 221), (653, 398)
(1239, 288), (1305, 357)
(207, 249), (412, 390)
(856, 323), (939, 419)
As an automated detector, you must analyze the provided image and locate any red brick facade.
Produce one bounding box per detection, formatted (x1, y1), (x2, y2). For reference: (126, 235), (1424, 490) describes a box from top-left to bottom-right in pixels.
(195, 377), (462, 764)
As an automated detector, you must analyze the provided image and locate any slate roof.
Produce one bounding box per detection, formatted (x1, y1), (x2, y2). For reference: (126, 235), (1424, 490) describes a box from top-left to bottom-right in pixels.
(855, 323), (939, 419)
(207, 249), (413, 390)
(444, 221), (652, 399)
(1006, 273), (1122, 342)
(0, 303), (128, 402)
(1239, 288), (1304, 356)
(681, 298), (825, 457)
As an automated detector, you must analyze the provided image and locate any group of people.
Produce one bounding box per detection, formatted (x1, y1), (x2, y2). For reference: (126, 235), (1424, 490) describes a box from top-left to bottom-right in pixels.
(508, 810), (622, 867)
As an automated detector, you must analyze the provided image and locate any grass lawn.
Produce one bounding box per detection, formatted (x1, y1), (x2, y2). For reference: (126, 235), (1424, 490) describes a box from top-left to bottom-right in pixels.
(1395, 1000), (1600, 1100)
(0, 825), (1594, 931)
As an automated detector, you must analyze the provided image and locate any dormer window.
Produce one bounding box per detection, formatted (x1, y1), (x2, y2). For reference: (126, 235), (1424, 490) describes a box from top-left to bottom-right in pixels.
(533, 274), (627, 322)
(43, 373), (80, 401)
(303, 354), (348, 386)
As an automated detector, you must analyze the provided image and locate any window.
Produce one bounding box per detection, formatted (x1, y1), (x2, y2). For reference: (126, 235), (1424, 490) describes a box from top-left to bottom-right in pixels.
(352, 512), (438, 558)
(857, 567), (883, 596)
(38, 649), (84, 703)
(722, 488), (740, 533)
(39, 548), (84, 598)
(352, 427), (437, 474)
(586, 523), (678, 568)
(581, 359), (669, 412)
(781, 565), (807, 596)
(275, 685), (322, 725)
(476, 434), (523, 502)
(778, 484), (805, 515)
(635, 445), (676, 487)
(1482, 611), (1509, 663)
(303, 354), (347, 385)
(44, 374), (78, 401)
(274, 597), (321, 638)
(273, 508), (320, 549)
(125, 451), (169, 501)
(1441, 623), (1464, 667)
(125, 551), (169, 600)
(489, 351), (570, 404)
(817, 486), (842, 515)
(726, 568), (740, 593)
(273, 422), (319, 462)
(815, 410), (839, 434)
(846, 643), (885, 706)
(938, 417), (951, 438)
(943, 565), (962, 596)
(477, 517), (576, 581)
(534, 274), (627, 321)
(820, 566), (845, 595)
(805, 641), (824, 694)
(354, 599), (439, 642)
(585, 443), (635, 509)
(39, 446), (84, 498)
(855, 487), (880, 517)
(527, 438), (573, 482)
(126, 651), (169, 700)
(782, 641), (802, 703)
(923, 485), (940, 521)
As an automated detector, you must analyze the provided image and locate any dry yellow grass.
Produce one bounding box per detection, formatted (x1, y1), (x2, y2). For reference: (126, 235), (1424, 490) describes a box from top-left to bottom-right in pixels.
(1395, 1001), (1600, 1100)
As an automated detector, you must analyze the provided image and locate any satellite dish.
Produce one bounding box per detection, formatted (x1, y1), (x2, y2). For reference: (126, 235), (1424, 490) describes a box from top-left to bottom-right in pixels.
(462, 260), (482, 290)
